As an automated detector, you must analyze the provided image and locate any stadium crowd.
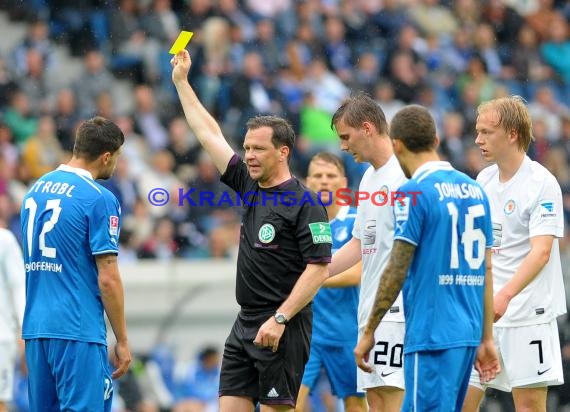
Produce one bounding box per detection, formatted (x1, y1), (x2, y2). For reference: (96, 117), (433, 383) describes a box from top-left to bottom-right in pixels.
(1, 0), (570, 410)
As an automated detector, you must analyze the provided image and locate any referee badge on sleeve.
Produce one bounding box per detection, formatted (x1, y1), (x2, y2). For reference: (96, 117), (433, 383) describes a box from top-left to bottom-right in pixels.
(309, 222), (332, 244)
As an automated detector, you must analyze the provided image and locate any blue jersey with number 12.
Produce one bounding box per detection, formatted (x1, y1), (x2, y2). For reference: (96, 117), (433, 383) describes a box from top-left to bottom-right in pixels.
(21, 165), (121, 345)
(394, 162), (492, 354)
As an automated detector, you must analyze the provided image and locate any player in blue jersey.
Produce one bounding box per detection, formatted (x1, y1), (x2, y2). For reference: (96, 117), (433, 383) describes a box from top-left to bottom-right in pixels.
(296, 152), (366, 412)
(354, 105), (500, 410)
(21, 117), (131, 412)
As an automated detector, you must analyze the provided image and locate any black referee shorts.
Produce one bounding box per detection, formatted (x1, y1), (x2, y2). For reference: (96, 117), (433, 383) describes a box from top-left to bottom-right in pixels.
(219, 306), (312, 407)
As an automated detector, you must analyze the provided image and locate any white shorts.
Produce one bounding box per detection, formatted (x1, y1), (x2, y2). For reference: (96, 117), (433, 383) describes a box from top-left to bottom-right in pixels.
(357, 321), (405, 391)
(469, 319), (564, 392)
(0, 342), (17, 401)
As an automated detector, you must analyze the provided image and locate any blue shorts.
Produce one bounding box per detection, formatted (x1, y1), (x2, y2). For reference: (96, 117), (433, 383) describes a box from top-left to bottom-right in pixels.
(26, 338), (113, 412)
(402, 346), (476, 412)
(301, 341), (363, 399)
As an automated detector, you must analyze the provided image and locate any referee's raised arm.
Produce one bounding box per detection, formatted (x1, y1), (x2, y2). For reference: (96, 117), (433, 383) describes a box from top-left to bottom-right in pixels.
(171, 49), (234, 174)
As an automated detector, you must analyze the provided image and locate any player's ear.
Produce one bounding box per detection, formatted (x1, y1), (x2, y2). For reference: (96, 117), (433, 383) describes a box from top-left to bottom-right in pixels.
(434, 135), (440, 150)
(392, 138), (403, 154)
(280, 145), (289, 162)
(508, 129), (518, 145)
(101, 152), (112, 165)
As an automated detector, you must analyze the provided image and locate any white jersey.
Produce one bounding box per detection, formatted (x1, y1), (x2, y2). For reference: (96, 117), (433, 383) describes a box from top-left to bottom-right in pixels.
(477, 156), (567, 326)
(353, 155), (407, 326)
(0, 228), (26, 343)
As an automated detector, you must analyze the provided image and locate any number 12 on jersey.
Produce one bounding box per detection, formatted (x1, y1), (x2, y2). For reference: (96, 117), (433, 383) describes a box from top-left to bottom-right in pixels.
(24, 197), (62, 258)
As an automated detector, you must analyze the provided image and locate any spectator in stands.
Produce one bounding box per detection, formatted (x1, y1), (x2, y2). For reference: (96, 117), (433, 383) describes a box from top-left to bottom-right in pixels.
(12, 18), (53, 76)
(322, 14), (353, 82)
(373, 80), (404, 122)
(528, 85), (570, 141)
(15, 48), (56, 115)
(0, 123), (18, 176)
(3, 90), (37, 146)
(132, 84), (170, 151)
(166, 117), (202, 182)
(53, 88), (81, 152)
(304, 57), (349, 114)
(387, 50), (426, 103)
(138, 217), (179, 260)
(217, 0), (256, 42)
(74, 49), (116, 118)
(508, 24), (551, 99)
(174, 346), (221, 412)
(99, 156), (138, 216)
(481, 0), (524, 58)
(246, 18), (282, 73)
(122, 198), (154, 253)
(2, 0), (570, 275)
(136, 150), (183, 218)
(540, 13), (570, 96)
(114, 115), (150, 179)
(370, 0), (410, 44)
(185, 152), (238, 235)
(191, 17), (232, 114)
(455, 54), (497, 105)
(21, 116), (66, 180)
(526, 0), (562, 42)
(0, 57), (17, 110)
(439, 111), (469, 171)
(140, 0), (180, 47)
(473, 22), (504, 79)
(408, 0), (459, 40)
(350, 51), (380, 96)
(227, 51), (281, 143)
(108, 0), (161, 84)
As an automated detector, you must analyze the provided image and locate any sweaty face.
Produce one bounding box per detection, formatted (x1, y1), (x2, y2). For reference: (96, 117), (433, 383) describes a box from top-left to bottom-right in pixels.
(243, 127), (284, 185)
(475, 109), (511, 163)
(306, 160), (347, 204)
(334, 118), (368, 163)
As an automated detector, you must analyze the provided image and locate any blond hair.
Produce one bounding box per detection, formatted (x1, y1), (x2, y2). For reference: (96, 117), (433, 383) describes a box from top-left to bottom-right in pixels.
(477, 96), (534, 152)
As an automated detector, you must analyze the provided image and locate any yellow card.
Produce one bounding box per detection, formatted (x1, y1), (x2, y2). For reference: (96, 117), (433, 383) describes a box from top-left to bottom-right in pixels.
(169, 31), (194, 54)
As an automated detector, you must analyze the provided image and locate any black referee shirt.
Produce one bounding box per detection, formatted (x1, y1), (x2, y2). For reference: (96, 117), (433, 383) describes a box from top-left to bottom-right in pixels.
(221, 154), (332, 310)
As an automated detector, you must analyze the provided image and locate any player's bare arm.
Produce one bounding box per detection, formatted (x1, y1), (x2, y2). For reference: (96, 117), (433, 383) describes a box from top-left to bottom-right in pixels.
(171, 49), (234, 174)
(475, 249), (500, 383)
(354, 240), (414, 372)
(329, 236), (361, 277)
(322, 260), (361, 288)
(365, 240), (414, 334)
(96, 253), (131, 378)
(254, 263), (328, 352)
(493, 235), (554, 321)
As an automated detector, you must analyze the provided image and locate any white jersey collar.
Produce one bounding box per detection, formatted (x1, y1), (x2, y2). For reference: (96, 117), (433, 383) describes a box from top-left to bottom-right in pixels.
(56, 164), (94, 180)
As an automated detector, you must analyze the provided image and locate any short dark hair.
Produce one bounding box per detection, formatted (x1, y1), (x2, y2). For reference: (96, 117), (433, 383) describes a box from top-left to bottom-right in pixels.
(246, 115), (295, 161)
(309, 152), (345, 176)
(331, 92), (388, 135)
(390, 105), (437, 153)
(198, 345), (219, 361)
(73, 117), (124, 161)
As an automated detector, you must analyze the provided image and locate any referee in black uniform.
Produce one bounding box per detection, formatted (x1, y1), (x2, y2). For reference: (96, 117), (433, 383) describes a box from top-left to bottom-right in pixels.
(172, 50), (332, 411)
